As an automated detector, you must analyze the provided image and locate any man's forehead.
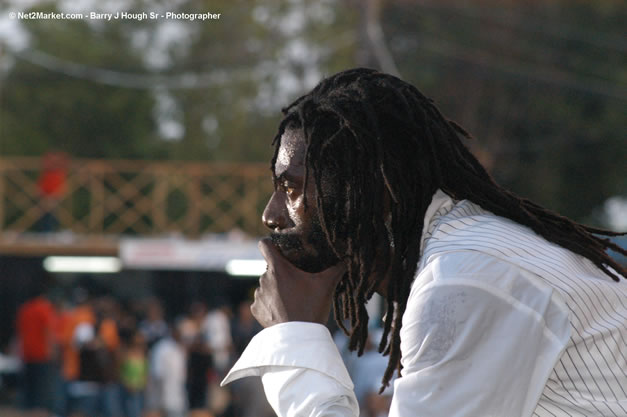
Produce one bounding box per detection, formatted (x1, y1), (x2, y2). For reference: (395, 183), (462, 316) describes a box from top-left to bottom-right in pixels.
(275, 128), (306, 177)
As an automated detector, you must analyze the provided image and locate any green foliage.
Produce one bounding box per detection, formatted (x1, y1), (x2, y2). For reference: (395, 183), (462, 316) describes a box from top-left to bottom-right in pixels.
(0, 0), (623, 223)
(0, 0), (357, 163)
(1, 3), (161, 159)
(383, 0), (626, 221)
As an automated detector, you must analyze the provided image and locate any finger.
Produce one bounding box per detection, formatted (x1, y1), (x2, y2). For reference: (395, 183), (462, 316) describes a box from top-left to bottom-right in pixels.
(250, 293), (262, 323)
(251, 287), (264, 314)
(258, 272), (273, 290)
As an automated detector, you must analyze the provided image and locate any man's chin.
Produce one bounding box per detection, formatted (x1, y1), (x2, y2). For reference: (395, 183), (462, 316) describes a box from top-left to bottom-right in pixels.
(269, 233), (340, 273)
(287, 250), (341, 273)
(271, 243), (330, 273)
(277, 246), (321, 272)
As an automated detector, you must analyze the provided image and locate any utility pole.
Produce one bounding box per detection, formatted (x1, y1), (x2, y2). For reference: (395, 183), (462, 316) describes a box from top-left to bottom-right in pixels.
(355, 0), (400, 77)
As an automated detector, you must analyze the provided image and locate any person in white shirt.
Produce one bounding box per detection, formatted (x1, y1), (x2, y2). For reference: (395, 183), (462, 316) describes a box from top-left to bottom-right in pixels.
(202, 303), (233, 374)
(221, 68), (627, 417)
(148, 323), (187, 417)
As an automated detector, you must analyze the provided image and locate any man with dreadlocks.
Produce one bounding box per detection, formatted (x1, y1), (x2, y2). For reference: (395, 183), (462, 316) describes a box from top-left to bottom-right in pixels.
(221, 68), (627, 416)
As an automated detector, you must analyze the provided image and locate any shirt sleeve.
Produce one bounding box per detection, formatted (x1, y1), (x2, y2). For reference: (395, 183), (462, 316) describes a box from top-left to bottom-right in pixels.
(221, 321), (359, 417)
(390, 252), (572, 417)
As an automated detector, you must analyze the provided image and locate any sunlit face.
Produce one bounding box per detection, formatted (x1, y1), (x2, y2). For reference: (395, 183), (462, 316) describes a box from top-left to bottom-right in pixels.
(262, 128), (339, 272)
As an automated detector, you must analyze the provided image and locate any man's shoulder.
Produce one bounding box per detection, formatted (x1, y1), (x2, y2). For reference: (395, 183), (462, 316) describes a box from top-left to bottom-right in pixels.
(408, 250), (572, 334)
(431, 200), (535, 242)
(416, 200), (615, 303)
(415, 250), (545, 295)
(18, 297), (51, 317)
(422, 200), (580, 271)
(36, 297), (55, 313)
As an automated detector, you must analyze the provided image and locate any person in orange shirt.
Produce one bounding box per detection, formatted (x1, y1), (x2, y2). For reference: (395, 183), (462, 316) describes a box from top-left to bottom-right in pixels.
(16, 280), (58, 417)
(36, 151), (69, 232)
(59, 288), (95, 383)
(63, 292), (122, 417)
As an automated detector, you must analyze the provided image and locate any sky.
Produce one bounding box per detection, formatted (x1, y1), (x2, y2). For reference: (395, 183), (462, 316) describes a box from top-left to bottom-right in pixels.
(0, 0), (334, 141)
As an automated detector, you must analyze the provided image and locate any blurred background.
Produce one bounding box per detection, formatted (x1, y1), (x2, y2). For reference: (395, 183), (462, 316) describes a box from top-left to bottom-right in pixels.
(0, 0), (625, 416)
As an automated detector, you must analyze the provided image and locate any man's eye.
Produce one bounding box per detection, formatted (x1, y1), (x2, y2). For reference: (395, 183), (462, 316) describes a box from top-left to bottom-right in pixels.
(278, 180), (296, 196)
(282, 182), (295, 195)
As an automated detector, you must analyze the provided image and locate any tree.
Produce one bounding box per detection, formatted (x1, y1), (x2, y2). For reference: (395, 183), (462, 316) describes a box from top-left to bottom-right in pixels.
(381, 0), (627, 221)
(1, 3), (161, 159)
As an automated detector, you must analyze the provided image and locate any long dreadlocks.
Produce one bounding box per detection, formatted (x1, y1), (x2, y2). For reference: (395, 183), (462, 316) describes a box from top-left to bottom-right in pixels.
(269, 68), (627, 391)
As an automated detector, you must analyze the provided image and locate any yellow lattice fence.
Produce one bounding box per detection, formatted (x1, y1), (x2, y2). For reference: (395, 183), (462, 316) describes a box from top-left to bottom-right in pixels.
(0, 158), (273, 237)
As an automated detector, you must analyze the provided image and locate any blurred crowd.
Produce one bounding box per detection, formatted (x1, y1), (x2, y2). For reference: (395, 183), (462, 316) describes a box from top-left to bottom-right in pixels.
(9, 282), (393, 417)
(334, 327), (396, 417)
(9, 280), (275, 417)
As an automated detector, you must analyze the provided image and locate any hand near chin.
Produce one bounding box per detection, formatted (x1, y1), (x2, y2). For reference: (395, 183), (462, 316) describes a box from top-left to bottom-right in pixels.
(252, 237), (346, 328)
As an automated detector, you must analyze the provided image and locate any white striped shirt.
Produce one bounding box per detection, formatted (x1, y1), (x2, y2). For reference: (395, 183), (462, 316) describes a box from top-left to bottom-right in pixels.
(223, 189), (627, 417)
(417, 190), (627, 416)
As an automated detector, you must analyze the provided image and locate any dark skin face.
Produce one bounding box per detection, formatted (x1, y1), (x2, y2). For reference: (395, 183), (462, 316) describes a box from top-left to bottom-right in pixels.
(252, 128), (344, 327)
(252, 129), (390, 328)
(262, 128), (339, 273)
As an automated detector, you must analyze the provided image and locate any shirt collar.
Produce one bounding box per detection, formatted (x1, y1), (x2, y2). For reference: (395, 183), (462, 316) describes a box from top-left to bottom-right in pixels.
(419, 189), (455, 257)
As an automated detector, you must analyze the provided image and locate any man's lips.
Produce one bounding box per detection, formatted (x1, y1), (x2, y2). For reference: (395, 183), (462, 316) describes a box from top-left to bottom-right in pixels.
(269, 232), (310, 265)
(270, 232), (303, 247)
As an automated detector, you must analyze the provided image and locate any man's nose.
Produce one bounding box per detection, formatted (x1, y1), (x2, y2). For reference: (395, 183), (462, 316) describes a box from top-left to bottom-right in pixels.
(262, 193), (287, 230)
